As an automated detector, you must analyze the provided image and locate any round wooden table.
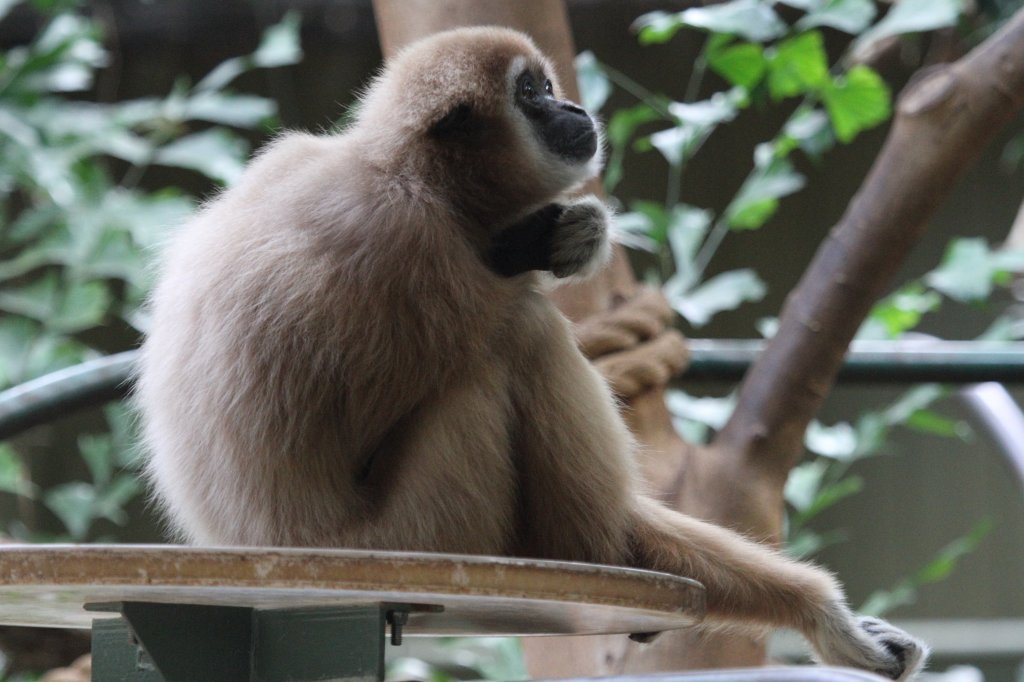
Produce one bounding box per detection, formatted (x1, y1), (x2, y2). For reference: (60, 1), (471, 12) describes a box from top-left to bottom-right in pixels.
(0, 545), (705, 681)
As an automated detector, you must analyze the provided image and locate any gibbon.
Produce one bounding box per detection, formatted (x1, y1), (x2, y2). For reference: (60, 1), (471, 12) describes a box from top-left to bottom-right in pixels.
(137, 26), (926, 680)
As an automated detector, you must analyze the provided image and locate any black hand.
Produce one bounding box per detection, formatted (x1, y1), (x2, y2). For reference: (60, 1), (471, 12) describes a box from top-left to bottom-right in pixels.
(486, 204), (565, 277)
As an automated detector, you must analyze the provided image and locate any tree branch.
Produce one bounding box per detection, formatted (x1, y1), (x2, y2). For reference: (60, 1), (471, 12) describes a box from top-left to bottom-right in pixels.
(715, 8), (1024, 481)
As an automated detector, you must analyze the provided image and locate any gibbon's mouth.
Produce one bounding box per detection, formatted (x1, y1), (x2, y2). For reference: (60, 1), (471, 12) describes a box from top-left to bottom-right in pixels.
(546, 115), (598, 164)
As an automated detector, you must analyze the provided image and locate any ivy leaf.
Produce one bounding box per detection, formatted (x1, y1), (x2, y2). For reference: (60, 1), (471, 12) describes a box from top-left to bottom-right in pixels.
(669, 268), (766, 327)
(782, 106), (835, 159)
(707, 36), (768, 90)
(184, 91), (276, 128)
(252, 11), (303, 68)
(665, 390), (736, 430)
(860, 284), (941, 339)
(44, 482), (96, 541)
(633, 11), (688, 45)
(664, 205), (714, 292)
(821, 65), (891, 143)
(635, 0), (787, 44)
(854, 0), (964, 57)
(604, 103), (662, 191)
(51, 280), (110, 333)
(726, 149), (806, 230)
(196, 12), (303, 92)
(0, 445), (37, 499)
(648, 90), (743, 168)
(925, 239), (1024, 302)
(155, 129), (248, 185)
(796, 0), (877, 34)
(575, 51), (611, 113)
(767, 31), (829, 100)
(805, 420), (858, 459)
(785, 460), (827, 512)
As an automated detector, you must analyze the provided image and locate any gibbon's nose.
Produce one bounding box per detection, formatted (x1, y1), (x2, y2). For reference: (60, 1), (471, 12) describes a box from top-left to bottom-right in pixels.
(550, 100), (597, 163)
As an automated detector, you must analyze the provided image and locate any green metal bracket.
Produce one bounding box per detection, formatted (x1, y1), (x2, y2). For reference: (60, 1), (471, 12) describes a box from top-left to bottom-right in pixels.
(88, 601), (432, 682)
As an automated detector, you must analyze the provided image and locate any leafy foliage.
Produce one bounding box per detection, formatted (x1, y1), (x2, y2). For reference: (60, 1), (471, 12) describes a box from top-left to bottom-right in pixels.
(0, 1), (302, 541)
(579, 0), (961, 329)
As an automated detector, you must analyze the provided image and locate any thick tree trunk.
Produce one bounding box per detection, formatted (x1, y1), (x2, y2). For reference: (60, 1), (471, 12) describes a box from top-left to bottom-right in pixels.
(371, 0), (1024, 677)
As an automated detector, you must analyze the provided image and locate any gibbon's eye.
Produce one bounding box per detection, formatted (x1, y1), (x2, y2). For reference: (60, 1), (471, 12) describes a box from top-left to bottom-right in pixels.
(544, 79), (553, 95)
(520, 76), (537, 100)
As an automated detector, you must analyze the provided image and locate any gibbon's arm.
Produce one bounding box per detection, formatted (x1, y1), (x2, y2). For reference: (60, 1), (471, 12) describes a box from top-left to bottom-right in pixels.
(488, 204), (565, 276)
(487, 197), (611, 279)
(510, 308), (925, 680)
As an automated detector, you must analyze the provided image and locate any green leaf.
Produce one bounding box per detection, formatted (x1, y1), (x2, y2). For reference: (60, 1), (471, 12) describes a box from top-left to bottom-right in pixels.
(649, 90), (743, 167)
(796, 0), (877, 34)
(604, 103), (662, 191)
(633, 11), (687, 45)
(665, 390), (736, 430)
(821, 65), (891, 143)
(669, 268), (766, 327)
(925, 238), (1024, 302)
(861, 519), (991, 617)
(884, 384), (946, 425)
(854, 0), (964, 57)
(726, 151), (806, 230)
(861, 284), (941, 339)
(0, 0), (19, 22)
(664, 205), (714, 292)
(252, 11), (303, 69)
(44, 482), (96, 541)
(51, 280), (110, 333)
(914, 519), (991, 584)
(681, 0), (788, 42)
(795, 475), (864, 524)
(767, 32), (829, 100)
(785, 460), (828, 512)
(786, 527), (848, 559)
(782, 106), (835, 159)
(575, 51), (611, 113)
(196, 12), (303, 92)
(78, 434), (114, 486)
(707, 38), (768, 90)
(904, 409), (971, 440)
(184, 91), (276, 128)
(155, 129), (248, 185)
(0, 445), (36, 498)
(805, 420), (858, 459)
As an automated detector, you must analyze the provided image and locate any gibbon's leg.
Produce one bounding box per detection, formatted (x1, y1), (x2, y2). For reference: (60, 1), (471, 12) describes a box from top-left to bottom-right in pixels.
(488, 196), (611, 278)
(629, 496), (927, 680)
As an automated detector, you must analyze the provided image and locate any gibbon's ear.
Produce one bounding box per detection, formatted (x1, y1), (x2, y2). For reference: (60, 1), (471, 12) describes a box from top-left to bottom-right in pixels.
(430, 102), (476, 138)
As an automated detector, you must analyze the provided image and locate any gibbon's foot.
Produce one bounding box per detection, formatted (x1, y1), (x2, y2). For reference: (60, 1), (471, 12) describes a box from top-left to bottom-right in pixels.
(814, 608), (928, 681)
(548, 196), (612, 279)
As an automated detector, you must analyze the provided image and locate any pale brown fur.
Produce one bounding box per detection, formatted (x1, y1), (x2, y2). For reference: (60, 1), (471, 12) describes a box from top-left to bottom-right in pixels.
(137, 27), (926, 679)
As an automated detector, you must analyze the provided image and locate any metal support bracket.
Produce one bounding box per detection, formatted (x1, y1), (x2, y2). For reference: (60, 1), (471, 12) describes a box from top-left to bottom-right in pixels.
(87, 601), (440, 682)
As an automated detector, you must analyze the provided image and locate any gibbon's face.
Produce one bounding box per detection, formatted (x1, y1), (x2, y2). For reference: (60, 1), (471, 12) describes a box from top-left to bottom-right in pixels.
(359, 28), (602, 215)
(510, 62), (598, 166)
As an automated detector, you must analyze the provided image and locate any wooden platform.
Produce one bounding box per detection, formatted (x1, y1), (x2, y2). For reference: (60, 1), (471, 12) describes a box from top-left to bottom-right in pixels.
(0, 544), (705, 637)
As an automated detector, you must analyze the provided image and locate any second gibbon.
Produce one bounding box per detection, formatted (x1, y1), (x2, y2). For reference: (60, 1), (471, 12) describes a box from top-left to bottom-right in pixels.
(137, 27), (927, 679)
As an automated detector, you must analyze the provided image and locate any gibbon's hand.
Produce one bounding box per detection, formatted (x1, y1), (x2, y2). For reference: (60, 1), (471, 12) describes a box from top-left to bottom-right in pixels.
(813, 607), (929, 681)
(575, 287), (689, 398)
(487, 196), (611, 278)
(548, 196), (612, 279)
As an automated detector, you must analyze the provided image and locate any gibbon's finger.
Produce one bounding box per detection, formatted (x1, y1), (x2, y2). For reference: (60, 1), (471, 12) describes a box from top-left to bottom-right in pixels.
(595, 330), (689, 398)
(576, 287), (677, 358)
